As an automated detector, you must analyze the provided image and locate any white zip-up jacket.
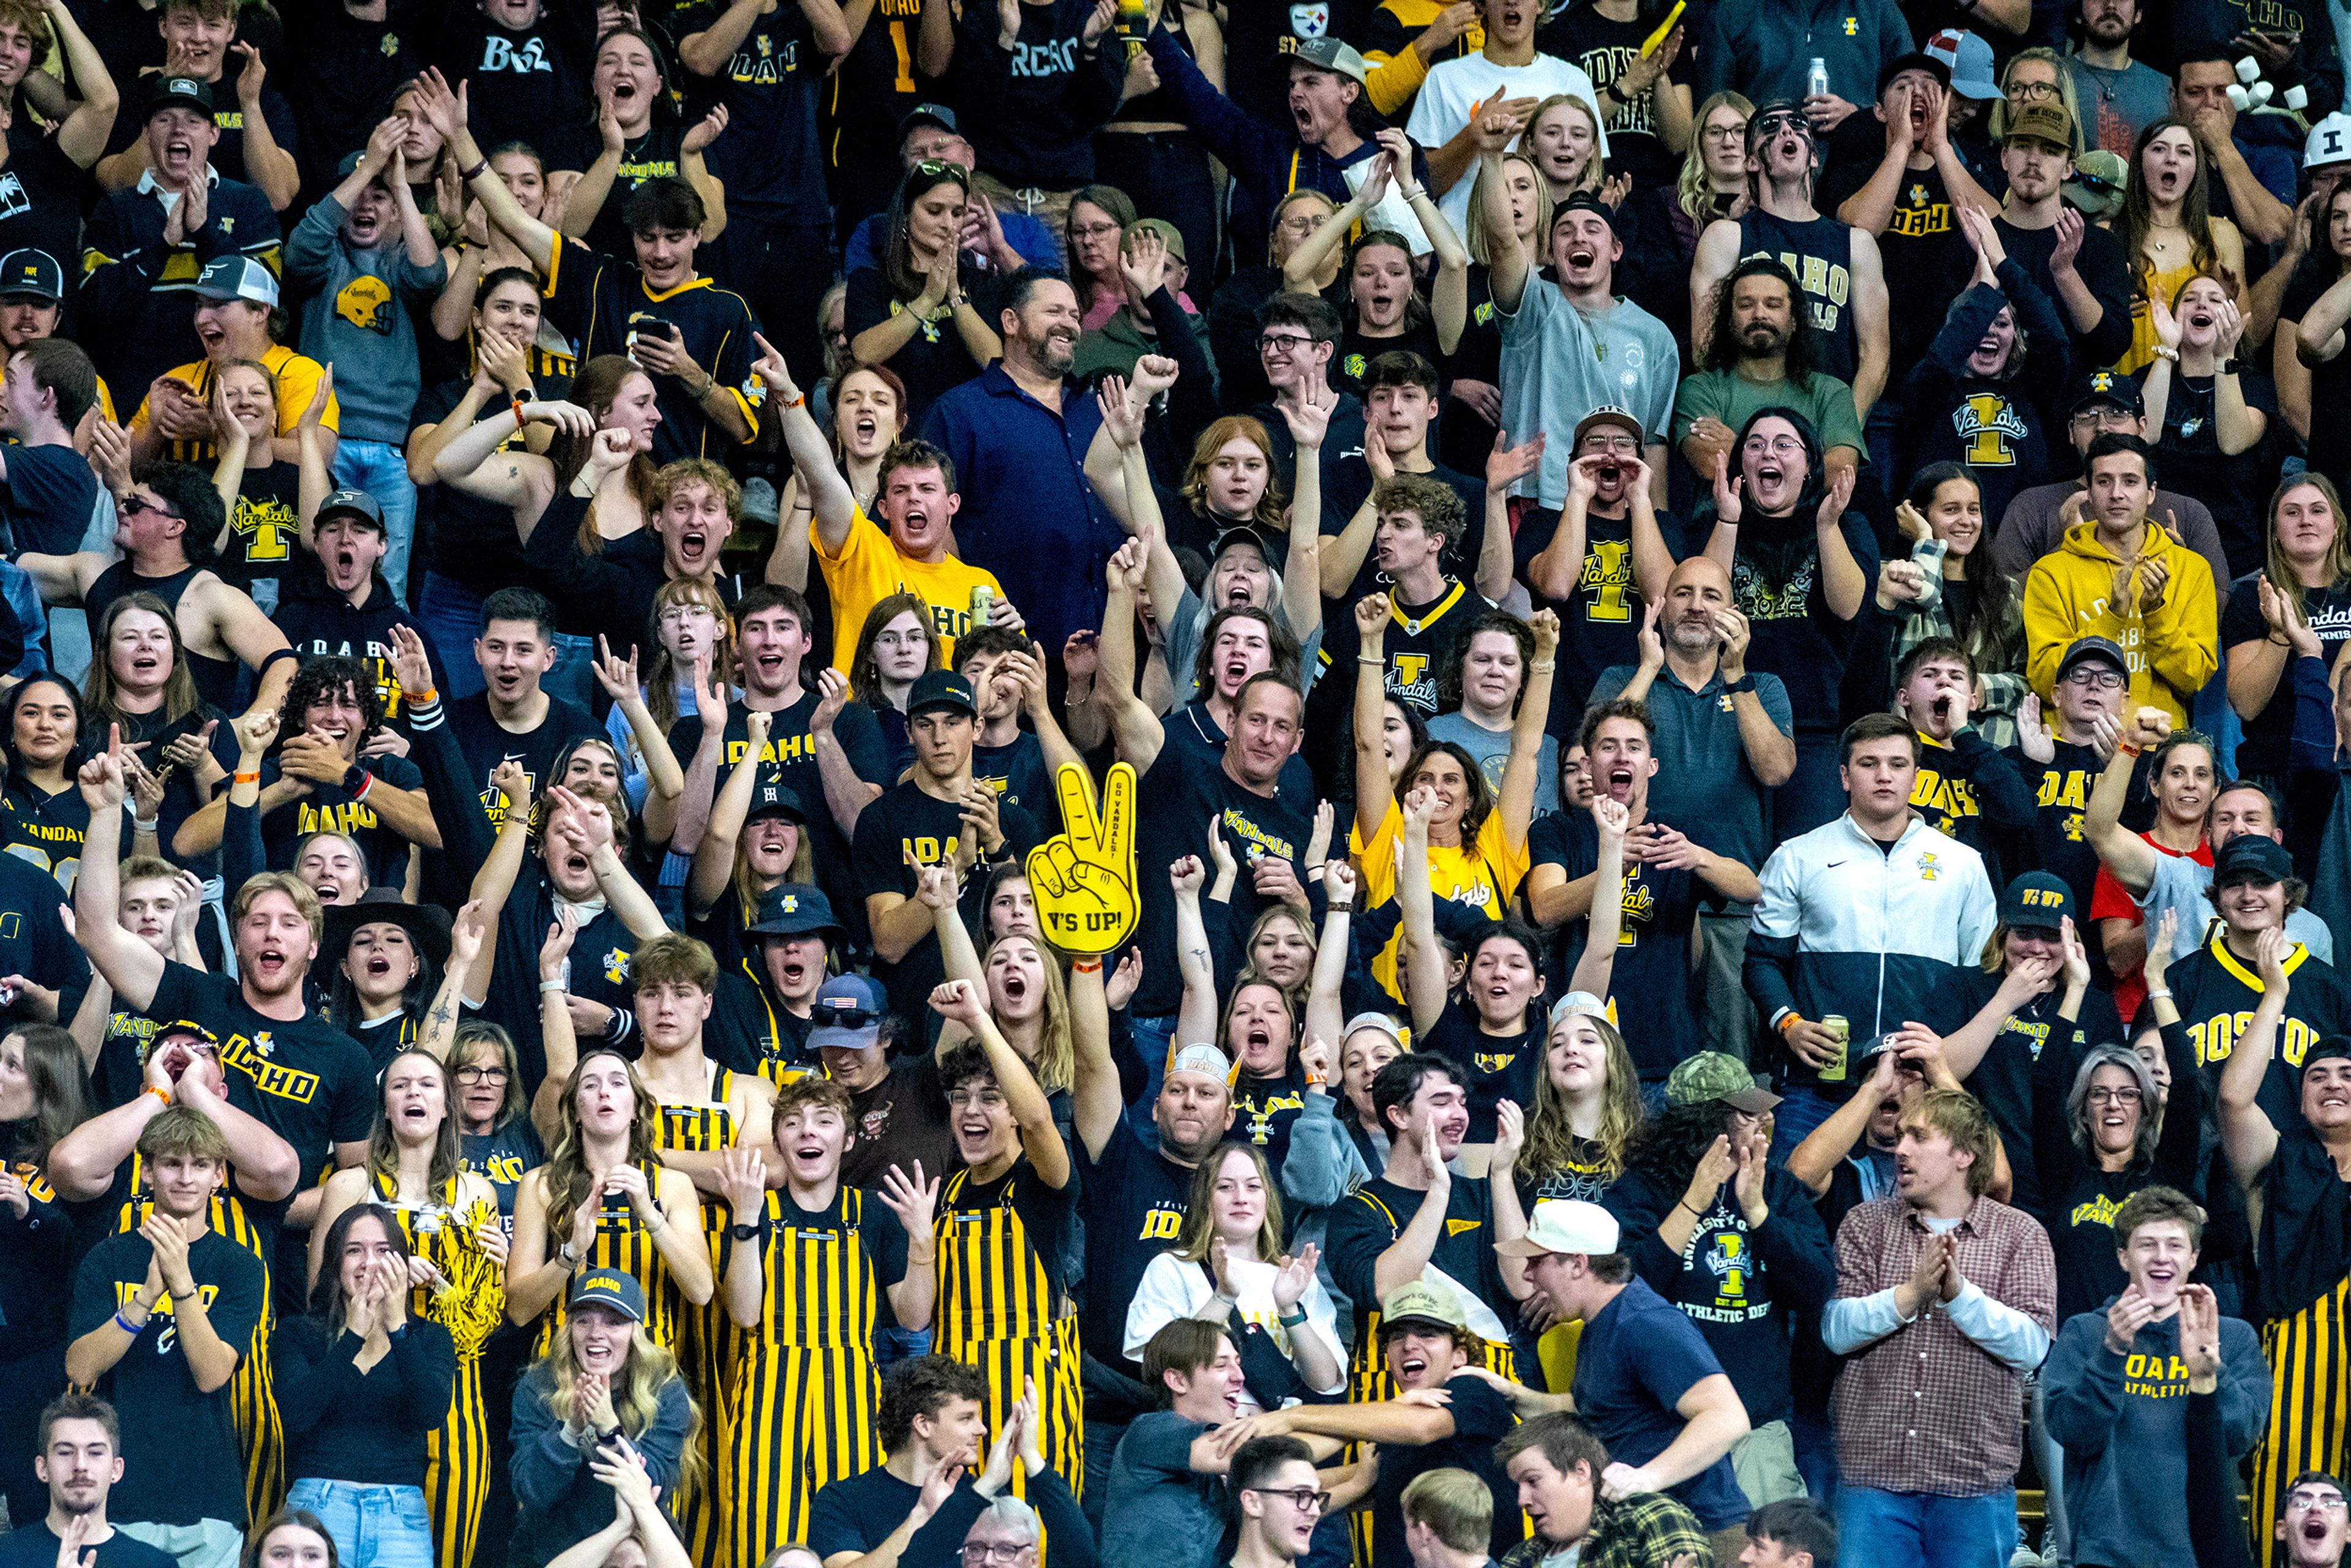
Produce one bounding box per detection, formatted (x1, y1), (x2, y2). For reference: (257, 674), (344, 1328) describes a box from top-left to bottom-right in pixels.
(1745, 812), (2000, 1091)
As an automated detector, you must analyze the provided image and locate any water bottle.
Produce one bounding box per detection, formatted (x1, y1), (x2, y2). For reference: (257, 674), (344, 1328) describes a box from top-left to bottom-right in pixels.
(1807, 56), (1830, 102)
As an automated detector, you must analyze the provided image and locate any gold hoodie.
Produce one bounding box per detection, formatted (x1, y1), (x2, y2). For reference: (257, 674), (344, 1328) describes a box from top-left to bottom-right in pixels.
(2021, 518), (2218, 729)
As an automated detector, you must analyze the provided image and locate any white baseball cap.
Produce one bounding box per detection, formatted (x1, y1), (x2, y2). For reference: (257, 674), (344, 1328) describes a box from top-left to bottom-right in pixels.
(1495, 1199), (1621, 1258)
(2308, 111), (2351, 170)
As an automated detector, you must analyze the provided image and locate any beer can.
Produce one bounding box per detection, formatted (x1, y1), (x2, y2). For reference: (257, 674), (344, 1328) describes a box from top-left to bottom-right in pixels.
(970, 585), (994, 628)
(1820, 1013), (1850, 1083)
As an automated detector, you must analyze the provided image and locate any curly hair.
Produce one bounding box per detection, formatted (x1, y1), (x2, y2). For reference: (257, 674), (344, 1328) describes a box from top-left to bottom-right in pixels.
(1703, 257), (1828, 386)
(277, 656), (383, 754)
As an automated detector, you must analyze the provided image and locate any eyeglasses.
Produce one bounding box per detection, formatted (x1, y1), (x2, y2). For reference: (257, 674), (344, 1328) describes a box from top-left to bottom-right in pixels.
(120, 495), (184, 522)
(960, 1544), (1035, 1562)
(455, 1065), (509, 1083)
(1070, 221), (1123, 241)
(1247, 1488), (1332, 1514)
(2070, 409), (2137, 430)
(2290, 1493), (2349, 1512)
(1703, 122), (1749, 141)
(2007, 79), (2060, 100)
(2061, 667), (2126, 691)
(913, 159), (969, 181)
(1753, 110), (1812, 140)
(1743, 435), (1803, 455)
(946, 1087), (1008, 1109)
(2087, 1086), (2142, 1106)
(815, 1007), (879, 1030)
(1258, 333), (1315, 355)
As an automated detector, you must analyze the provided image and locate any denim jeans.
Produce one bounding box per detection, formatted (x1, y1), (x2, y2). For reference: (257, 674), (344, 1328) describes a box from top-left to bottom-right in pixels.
(1769, 1084), (1843, 1162)
(287, 1477), (437, 1568)
(331, 438), (419, 607)
(547, 632), (598, 713)
(1838, 1485), (2019, 1568)
(416, 572), (488, 702)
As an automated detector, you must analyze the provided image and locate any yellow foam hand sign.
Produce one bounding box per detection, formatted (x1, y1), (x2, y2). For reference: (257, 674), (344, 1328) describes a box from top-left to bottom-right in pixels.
(1026, 761), (1138, 957)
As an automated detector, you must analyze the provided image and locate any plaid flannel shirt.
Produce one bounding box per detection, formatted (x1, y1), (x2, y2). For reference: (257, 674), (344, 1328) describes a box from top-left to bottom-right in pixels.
(1829, 1193), (2058, 1495)
(1497, 1491), (1710, 1568)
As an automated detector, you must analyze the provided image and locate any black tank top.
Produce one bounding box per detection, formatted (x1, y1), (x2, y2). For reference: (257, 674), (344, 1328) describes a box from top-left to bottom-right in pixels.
(86, 559), (243, 714)
(1736, 209), (1859, 386)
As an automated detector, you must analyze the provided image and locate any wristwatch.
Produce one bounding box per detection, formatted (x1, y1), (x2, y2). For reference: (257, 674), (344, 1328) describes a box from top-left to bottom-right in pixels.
(1723, 673), (1757, 695)
(558, 1240), (582, 1269)
(729, 1220), (763, 1242)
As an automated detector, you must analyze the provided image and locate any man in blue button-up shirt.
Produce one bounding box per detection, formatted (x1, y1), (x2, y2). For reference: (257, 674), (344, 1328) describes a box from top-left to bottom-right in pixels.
(921, 268), (1124, 654)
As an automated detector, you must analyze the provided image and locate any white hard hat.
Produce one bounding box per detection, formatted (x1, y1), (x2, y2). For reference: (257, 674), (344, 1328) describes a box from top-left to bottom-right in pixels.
(2306, 111), (2351, 170)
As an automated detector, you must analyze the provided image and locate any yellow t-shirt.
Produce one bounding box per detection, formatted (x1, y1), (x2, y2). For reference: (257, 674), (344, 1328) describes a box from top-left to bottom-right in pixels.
(814, 505), (1003, 671)
(1352, 797), (1531, 1000)
(130, 343), (342, 463)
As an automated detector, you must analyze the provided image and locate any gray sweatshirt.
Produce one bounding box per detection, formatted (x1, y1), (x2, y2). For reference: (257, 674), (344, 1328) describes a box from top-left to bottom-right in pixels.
(283, 193), (448, 446)
(2044, 1303), (2270, 1568)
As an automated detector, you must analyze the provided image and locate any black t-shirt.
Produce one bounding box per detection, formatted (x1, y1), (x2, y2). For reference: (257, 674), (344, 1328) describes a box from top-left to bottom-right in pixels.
(943, 1158), (1077, 1299)
(462, 1116), (547, 1230)
(2004, 738), (2115, 922)
(1079, 1116), (1196, 1376)
(411, 377), (541, 593)
(1367, 1373), (1521, 1568)
(1512, 500), (1690, 721)
(0, 848), (85, 992)
(445, 691), (602, 838)
(1537, 6), (1689, 189)
(2177, 936), (2351, 1133)
(69, 1226), (267, 1527)
(1318, 454), (1488, 615)
(280, 0), (433, 193)
(105, 703), (238, 879)
(217, 459), (305, 594)
(2222, 577), (2351, 778)
(842, 264), (1003, 422)
(848, 778), (1044, 1022)
(0, 438), (96, 555)
(0, 774), (91, 898)
(664, 694), (894, 908)
(1815, 149), (1970, 373)
(672, 0), (827, 221)
(2142, 366), (2280, 580)
(1234, 1060), (1311, 1170)
(542, 119), (690, 260)
(0, 1525), (178, 1568)
(2284, 264), (2351, 494)
(1730, 512), (1880, 732)
(1421, 1000), (1538, 1143)
(1921, 967), (2123, 1218)
(841, 1055), (958, 1191)
(829, 0), (942, 181)
(255, 751), (426, 887)
(1325, 1175), (1509, 1345)
(1130, 757), (1313, 1018)
(432, 10), (592, 160)
(972, 731), (1053, 831)
(148, 962), (374, 1184)
(542, 238), (764, 463)
(1333, 318), (1448, 399)
(1531, 808), (1701, 1079)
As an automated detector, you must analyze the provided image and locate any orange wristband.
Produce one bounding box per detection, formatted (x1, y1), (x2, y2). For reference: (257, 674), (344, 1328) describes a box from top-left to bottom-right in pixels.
(234, 771), (260, 784)
(1776, 1013), (1807, 1037)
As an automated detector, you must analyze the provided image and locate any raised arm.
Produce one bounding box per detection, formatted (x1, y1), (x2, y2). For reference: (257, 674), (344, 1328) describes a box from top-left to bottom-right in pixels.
(1171, 855), (1221, 1047)
(1352, 593), (1396, 847)
(70, 751), (163, 1013)
(1494, 611), (1558, 852)
(2084, 708), (2167, 895)
(411, 70), (556, 275)
(686, 704), (771, 921)
(754, 334), (855, 555)
(1398, 787), (1447, 1037)
(932, 978), (1070, 1188)
(2219, 923), (2289, 1189)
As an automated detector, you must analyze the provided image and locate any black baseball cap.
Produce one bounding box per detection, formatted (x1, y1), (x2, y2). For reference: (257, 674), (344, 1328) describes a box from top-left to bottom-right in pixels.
(746, 776), (806, 825)
(2303, 1036), (2351, 1077)
(1877, 51), (1952, 100)
(316, 489), (385, 534)
(569, 1268), (647, 1323)
(2211, 833), (2293, 888)
(748, 883), (844, 942)
(1551, 192), (1618, 236)
(907, 669), (978, 719)
(0, 249), (62, 303)
(2057, 635), (2129, 683)
(2069, 368), (2143, 418)
(145, 75), (214, 120)
(1998, 871), (2073, 932)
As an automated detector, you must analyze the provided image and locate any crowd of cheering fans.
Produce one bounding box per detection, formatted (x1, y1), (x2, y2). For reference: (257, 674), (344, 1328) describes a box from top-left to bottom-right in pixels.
(11, 2), (2351, 1568)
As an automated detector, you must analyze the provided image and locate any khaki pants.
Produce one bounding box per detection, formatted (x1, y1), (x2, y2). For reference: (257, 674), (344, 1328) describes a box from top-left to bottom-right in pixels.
(119, 1520), (244, 1568)
(1731, 1417), (1807, 1507)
